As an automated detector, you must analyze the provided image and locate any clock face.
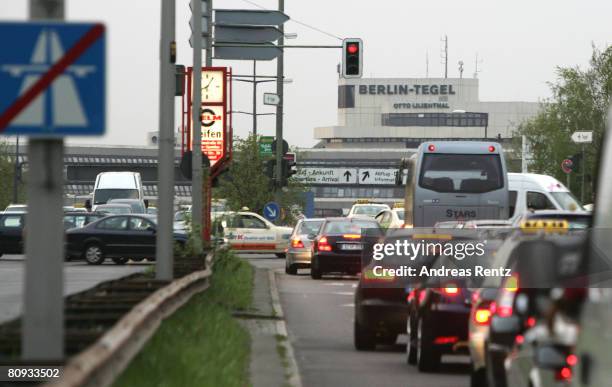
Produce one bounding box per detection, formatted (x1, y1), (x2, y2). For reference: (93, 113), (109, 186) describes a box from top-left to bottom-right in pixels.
(201, 70), (224, 103)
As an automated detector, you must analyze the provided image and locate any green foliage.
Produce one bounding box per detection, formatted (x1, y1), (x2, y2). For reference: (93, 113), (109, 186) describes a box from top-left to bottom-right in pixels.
(114, 250), (253, 387)
(214, 134), (309, 225)
(0, 141), (25, 209)
(514, 45), (612, 202)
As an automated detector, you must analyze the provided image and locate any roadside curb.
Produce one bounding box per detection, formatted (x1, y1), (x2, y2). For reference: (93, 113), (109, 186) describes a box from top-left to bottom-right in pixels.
(268, 269), (303, 387)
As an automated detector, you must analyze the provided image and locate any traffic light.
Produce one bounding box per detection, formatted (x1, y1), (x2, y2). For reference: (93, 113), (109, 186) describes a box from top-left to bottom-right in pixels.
(280, 158), (297, 187)
(342, 38), (363, 78)
(264, 159), (275, 179)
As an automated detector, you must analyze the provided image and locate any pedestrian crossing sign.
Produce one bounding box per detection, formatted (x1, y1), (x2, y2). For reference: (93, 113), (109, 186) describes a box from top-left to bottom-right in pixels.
(0, 21), (106, 136)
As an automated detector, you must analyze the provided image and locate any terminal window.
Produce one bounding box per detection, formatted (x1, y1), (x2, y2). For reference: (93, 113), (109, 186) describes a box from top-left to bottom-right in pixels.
(382, 112), (488, 127)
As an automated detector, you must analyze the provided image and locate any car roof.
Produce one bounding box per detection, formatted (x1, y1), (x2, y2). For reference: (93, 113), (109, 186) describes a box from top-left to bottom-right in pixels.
(108, 198), (142, 202)
(64, 211), (106, 216)
(300, 218), (325, 222)
(97, 203), (132, 208)
(324, 217), (378, 223)
(523, 210), (592, 217)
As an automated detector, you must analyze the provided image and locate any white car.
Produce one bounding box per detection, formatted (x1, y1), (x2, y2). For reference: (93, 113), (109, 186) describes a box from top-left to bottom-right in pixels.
(216, 211), (292, 257)
(374, 208), (405, 228)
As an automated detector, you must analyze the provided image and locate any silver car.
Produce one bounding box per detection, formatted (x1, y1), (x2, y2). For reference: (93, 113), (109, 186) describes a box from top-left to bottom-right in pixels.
(285, 218), (325, 275)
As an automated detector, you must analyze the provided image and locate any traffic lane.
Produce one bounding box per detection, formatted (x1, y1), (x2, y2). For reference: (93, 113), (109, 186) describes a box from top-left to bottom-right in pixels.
(0, 254), (149, 324)
(278, 271), (470, 387)
(237, 253), (285, 270)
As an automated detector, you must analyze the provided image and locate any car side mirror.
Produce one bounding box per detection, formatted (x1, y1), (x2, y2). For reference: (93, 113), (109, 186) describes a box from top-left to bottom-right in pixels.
(147, 226), (156, 233)
(534, 344), (567, 369)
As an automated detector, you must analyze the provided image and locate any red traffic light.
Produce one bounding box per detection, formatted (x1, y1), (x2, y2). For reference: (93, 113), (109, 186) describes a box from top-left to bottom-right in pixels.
(347, 43), (359, 54)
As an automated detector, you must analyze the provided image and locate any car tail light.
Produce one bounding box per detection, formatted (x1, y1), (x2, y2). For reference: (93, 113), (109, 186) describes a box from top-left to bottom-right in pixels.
(427, 144), (436, 152)
(418, 290), (427, 304)
(441, 283), (459, 296)
(474, 307), (492, 326)
(342, 234), (361, 239)
(407, 290), (416, 302)
(317, 236), (332, 252)
(496, 305), (513, 318)
(566, 354), (578, 366)
(556, 366), (572, 382)
(291, 238), (304, 248)
(515, 334), (524, 345)
(434, 336), (458, 345)
(488, 145), (496, 152)
(526, 316), (536, 328)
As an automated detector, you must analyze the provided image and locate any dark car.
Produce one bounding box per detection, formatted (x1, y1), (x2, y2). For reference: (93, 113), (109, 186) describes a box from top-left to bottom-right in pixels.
(66, 214), (187, 265)
(310, 217), (381, 279)
(63, 211), (106, 230)
(0, 211), (26, 256)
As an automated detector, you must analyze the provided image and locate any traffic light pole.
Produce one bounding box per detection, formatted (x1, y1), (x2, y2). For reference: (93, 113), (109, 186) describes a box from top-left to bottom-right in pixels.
(274, 0), (285, 191)
(253, 60), (257, 136)
(581, 144), (586, 203)
(156, 0), (176, 281)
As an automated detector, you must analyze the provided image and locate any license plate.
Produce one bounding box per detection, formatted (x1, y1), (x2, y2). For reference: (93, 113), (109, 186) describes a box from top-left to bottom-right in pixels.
(340, 244), (361, 250)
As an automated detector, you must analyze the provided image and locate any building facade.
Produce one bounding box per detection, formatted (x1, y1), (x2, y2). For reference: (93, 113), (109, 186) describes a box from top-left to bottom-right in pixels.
(298, 77), (540, 214)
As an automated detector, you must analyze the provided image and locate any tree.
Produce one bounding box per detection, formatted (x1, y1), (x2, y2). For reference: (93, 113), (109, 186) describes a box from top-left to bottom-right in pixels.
(0, 141), (25, 209)
(514, 45), (612, 202)
(213, 134), (309, 225)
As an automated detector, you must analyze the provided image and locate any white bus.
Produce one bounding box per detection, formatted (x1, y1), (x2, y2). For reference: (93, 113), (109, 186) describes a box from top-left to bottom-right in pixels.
(398, 141), (509, 227)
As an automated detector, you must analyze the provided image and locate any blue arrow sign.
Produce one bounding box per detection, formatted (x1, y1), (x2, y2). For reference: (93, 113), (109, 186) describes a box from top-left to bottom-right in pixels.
(263, 202), (280, 222)
(0, 22), (106, 136)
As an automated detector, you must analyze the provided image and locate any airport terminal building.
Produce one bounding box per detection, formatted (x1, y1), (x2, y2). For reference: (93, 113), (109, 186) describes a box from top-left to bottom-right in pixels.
(297, 77), (541, 215)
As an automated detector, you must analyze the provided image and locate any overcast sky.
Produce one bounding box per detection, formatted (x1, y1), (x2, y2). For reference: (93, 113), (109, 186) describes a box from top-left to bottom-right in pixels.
(1, 0), (610, 148)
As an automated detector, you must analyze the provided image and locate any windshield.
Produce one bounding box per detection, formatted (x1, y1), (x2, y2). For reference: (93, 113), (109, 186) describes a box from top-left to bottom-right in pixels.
(94, 189), (139, 204)
(419, 154), (503, 193)
(297, 220), (324, 235)
(551, 192), (583, 211)
(353, 205), (388, 216)
(395, 210), (405, 220)
(98, 206), (132, 215)
(174, 211), (187, 222)
(324, 220), (378, 234)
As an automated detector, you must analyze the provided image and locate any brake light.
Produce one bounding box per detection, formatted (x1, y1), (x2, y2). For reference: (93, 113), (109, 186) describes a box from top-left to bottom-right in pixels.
(556, 366), (572, 381)
(318, 236), (332, 252)
(526, 316), (536, 328)
(497, 305), (513, 317)
(418, 290), (427, 304)
(407, 290), (415, 302)
(488, 145), (496, 152)
(427, 144), (436, 152)
(566, 354), (578, 366)
(515, 334), (524, 345)
(342, 234), (361, 239)
(291, 238), (304, 248)
(441, 283), (459, 296)
(474, 308), (492, 326)
(434, 336), (458, 345)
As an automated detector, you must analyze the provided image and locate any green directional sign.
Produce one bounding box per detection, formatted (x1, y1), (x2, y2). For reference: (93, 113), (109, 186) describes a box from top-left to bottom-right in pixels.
(259, 136), (274, 157)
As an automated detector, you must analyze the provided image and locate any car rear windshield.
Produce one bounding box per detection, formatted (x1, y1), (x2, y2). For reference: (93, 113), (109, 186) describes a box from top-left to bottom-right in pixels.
(297, 220), (324, 235)
(419, 154), (503, 193)
(94, 189), (139, 204)
(396, 210), (405, 220)
(353, 205), (388, 216)
(323, 220), (378, 235)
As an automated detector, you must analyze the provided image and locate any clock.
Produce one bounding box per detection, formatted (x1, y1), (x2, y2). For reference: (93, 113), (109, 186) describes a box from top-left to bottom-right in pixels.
(201, 70), (224, 103)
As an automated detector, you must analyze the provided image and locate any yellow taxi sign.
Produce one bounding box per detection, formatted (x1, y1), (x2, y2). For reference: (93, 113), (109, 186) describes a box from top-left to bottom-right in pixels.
(520, 219), (569, 233)
(392, 202), (404, 208)
(411, 233), (453, 240)
(355, 199), (371, 204)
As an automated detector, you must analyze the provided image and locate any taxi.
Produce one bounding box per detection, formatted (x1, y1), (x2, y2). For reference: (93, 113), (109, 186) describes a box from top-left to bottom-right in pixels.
(347, 199), (390, 219)
(217, 211), (293, 257)
(374, 203), (406, 229)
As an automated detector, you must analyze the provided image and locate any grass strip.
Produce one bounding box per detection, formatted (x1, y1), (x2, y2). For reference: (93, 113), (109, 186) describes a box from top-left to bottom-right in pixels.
(113, 249), (253, 387)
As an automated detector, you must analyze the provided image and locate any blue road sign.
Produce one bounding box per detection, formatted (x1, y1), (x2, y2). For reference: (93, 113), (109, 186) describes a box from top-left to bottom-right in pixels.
(263, 202), (280, 222)
(0, 22), (106, 136)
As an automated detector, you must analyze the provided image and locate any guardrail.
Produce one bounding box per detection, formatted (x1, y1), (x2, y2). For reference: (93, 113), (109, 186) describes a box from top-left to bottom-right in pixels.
(45, 252), (214, 387)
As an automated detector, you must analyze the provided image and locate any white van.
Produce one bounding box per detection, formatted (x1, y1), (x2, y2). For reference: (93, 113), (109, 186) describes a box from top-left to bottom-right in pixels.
(508, 173), (583, 220)
(92, 172), (144, 209)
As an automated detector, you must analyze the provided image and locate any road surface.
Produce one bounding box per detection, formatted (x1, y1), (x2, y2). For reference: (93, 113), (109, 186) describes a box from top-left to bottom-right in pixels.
(0, 255), (149, 324)
(241, 254), (470, 387)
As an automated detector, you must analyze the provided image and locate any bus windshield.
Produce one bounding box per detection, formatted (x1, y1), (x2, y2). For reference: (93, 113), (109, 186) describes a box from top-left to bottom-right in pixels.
(419, 154), (503, 193)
